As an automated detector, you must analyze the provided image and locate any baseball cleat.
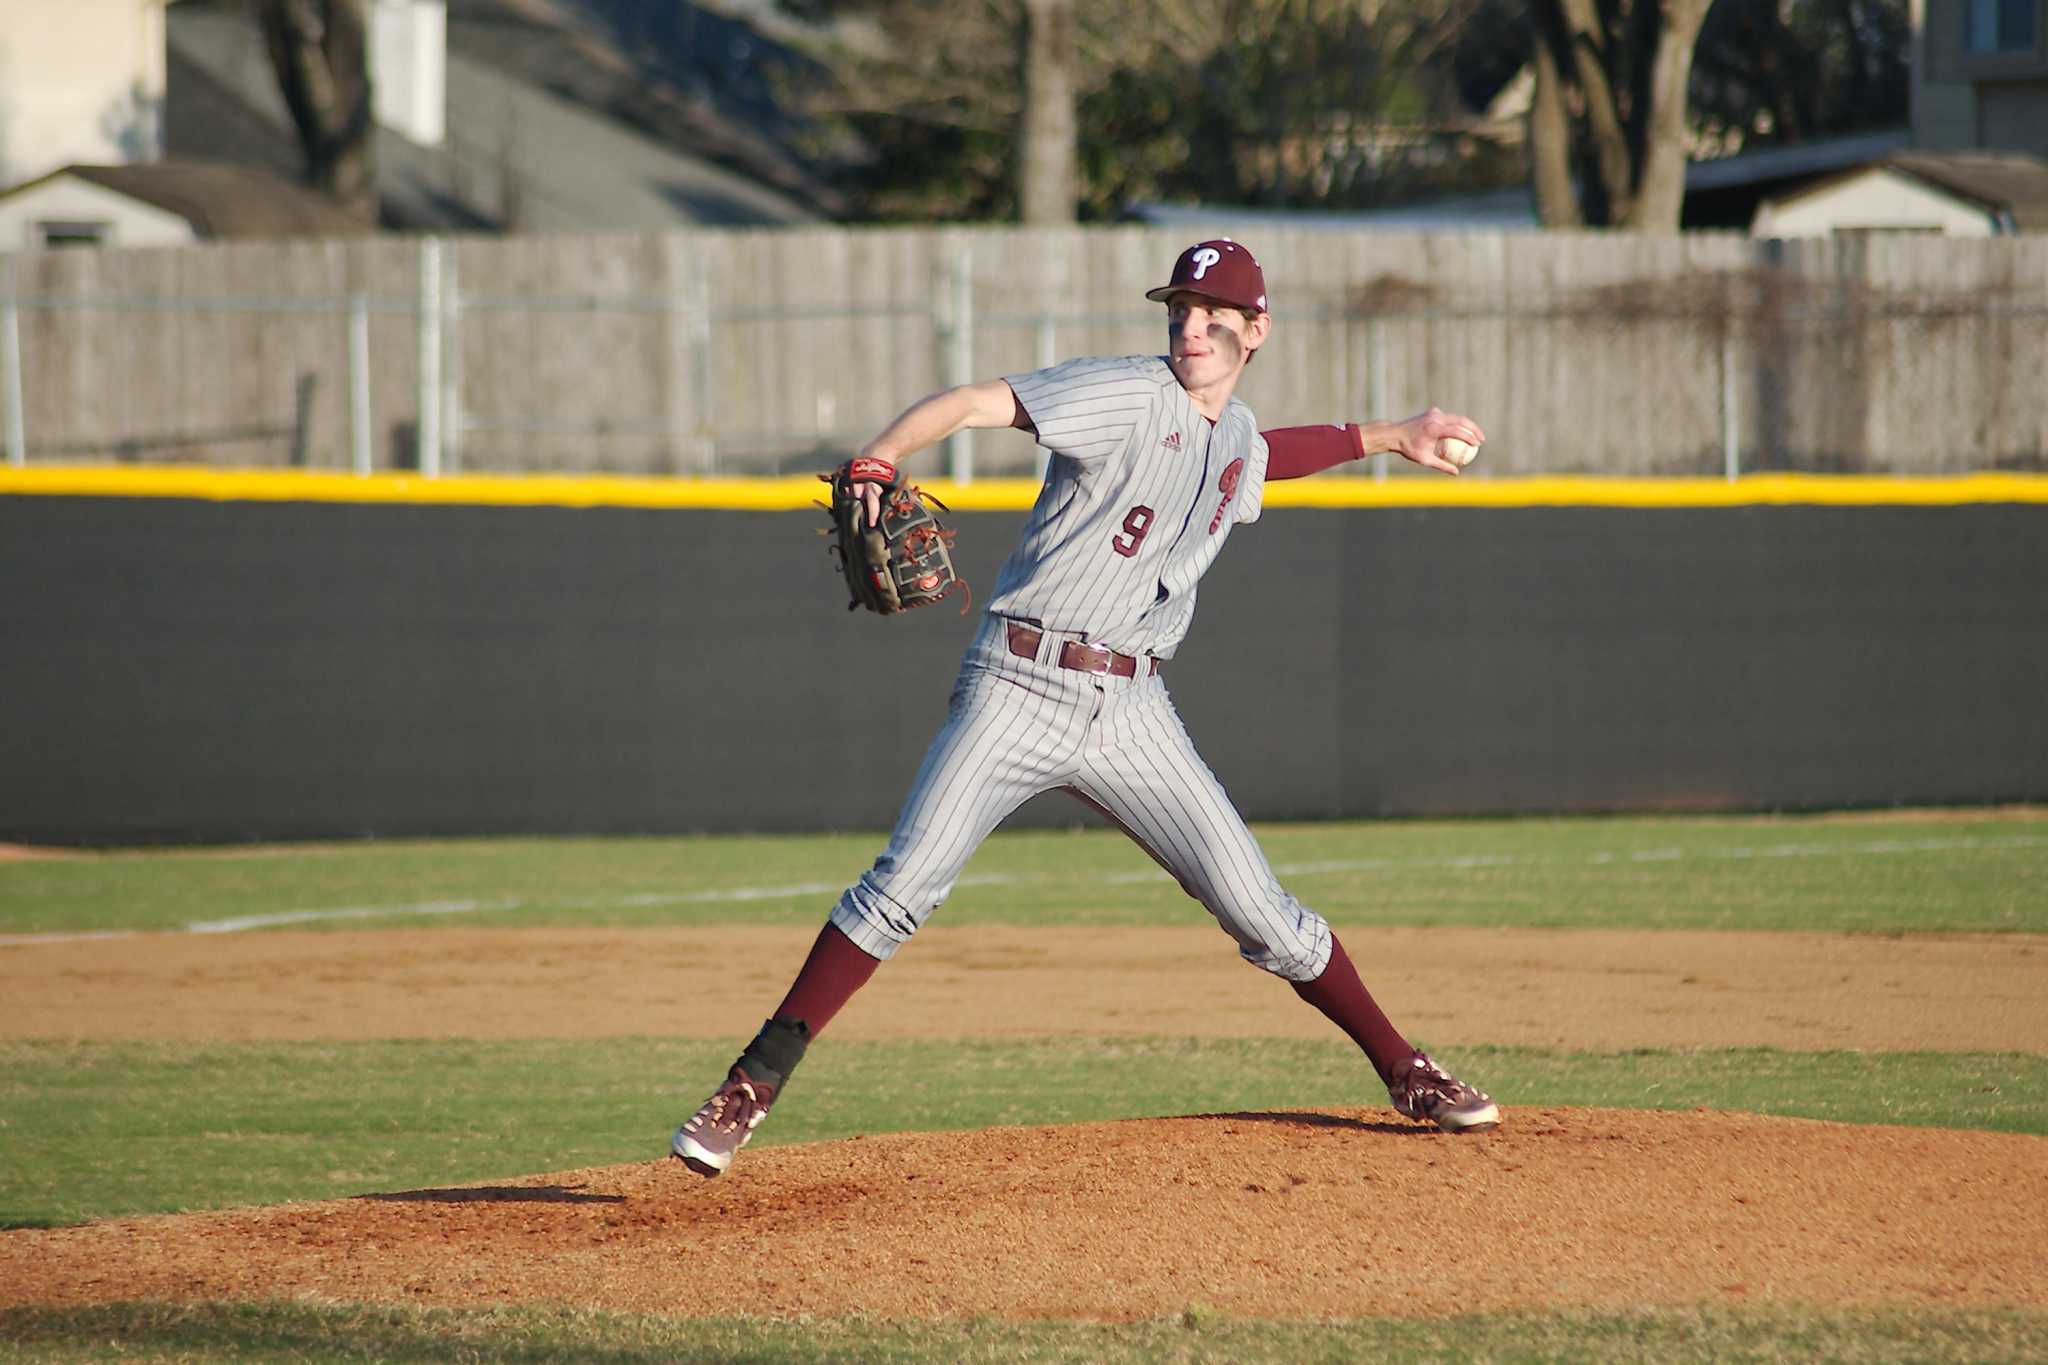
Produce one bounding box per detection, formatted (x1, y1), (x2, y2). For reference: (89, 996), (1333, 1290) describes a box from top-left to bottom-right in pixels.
(670, 1067), (778, 1176)
(1387, 1052), (1500, 1133)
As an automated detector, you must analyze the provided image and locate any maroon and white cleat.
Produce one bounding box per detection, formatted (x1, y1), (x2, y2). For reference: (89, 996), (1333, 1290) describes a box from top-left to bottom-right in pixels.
(670, 1067), (778, 1176)
(1387, 1052), (1500, 1133)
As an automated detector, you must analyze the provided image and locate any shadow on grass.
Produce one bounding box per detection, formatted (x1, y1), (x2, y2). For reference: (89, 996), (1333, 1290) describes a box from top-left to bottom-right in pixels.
(360, 1184), (625, 1205)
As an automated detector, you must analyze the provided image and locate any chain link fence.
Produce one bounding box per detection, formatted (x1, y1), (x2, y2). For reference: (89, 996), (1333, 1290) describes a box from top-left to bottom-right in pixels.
(4, 227), (2046, 479)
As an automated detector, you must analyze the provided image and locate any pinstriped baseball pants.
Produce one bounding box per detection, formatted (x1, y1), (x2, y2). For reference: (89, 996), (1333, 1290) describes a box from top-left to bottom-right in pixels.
(829, 615), (1334, 982)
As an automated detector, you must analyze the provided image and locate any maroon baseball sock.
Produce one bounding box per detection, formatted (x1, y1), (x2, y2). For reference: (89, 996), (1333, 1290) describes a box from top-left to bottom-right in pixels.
(771, 922), (882, 1037)
(1290, 934), (1413, 1084)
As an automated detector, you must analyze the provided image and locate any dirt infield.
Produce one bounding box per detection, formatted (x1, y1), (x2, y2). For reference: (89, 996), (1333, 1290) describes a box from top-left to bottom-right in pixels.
(3, 925), (2044, 1051)
(3, 1108), (2044, 1319)
(3, 922), (2044, 1319)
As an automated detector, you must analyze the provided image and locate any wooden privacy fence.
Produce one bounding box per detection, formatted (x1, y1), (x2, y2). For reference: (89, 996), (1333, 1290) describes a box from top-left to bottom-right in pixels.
(3, 226), (2046, 478)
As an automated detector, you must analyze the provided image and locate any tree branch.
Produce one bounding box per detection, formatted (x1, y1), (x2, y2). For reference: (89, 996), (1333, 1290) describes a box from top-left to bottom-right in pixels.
(1549, 0), (1633, 221)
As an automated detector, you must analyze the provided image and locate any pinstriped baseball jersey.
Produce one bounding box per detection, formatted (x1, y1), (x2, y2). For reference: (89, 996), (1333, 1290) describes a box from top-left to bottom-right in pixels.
(990, 355), (1269, 660)
(829, 351), (1333, 985)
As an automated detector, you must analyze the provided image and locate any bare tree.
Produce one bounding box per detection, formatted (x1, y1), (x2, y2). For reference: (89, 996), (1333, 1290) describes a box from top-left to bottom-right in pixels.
(1018, 0), (1078, 223)
(1528, 0), (1714, 229)
(258, 0), (376, 219)
(1528, 25), (1582, 225)
(788, 1), (1022, 220)
(797, 0), (1491, 220)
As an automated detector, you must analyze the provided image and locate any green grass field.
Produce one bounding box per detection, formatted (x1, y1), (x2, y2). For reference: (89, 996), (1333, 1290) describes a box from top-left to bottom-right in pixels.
(4, 1301), (2046, 1365)
(2, 812), (2044, 1361)
(3, 1038), (2043, 1229)
(4, 813), (2044, 937)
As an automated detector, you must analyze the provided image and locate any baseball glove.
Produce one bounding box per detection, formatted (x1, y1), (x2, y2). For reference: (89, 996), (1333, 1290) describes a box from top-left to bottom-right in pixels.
(820, 456), (968, 615)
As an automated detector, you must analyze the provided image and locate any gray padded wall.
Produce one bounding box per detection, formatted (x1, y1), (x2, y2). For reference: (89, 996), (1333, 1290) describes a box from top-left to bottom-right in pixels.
(2, 497), (2041, 844)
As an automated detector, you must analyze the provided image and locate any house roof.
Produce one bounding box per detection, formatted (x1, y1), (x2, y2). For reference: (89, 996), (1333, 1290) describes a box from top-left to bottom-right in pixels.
(1684, 129), (1912, 193)
(444, 0), (845, 217)
(1, 162), (375, 239)
(1883, 150), (2048, 229)
(383, 44), (824, 230)
(164, 0), (828, 232)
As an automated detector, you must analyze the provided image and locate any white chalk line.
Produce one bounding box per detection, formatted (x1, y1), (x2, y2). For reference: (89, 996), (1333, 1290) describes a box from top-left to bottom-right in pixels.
(1111, 833), (2048, 884)
(0, 929), (141, 947)
(185, 899), (517, 934)
(2, 836), (2040, 945)
(0, 873), (1020, 945)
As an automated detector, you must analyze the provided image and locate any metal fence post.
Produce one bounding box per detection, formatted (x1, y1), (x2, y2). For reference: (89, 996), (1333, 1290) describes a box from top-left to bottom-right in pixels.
(1369, 318), (1388, 482)
(1721, 330), (1740, 482)
(349, 292), (372, 475)
(2, 283), (24, 468)
(441, 244), (462, 474)
(690, 245), (715, 471)
(945, 242), (973, 483)
(417, 237), (443, 477)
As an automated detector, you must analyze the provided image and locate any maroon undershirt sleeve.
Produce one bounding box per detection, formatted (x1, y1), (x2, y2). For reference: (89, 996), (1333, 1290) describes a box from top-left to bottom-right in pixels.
(1262, 423), (1364, 480)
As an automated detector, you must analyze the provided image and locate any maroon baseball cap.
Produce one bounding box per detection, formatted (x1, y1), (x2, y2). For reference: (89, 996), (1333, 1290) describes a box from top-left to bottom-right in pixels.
(1145, 238), (1268, 314)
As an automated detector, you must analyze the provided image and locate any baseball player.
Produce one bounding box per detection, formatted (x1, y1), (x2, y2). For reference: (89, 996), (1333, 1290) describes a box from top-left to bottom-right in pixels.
(673, 238), (1496, 1177)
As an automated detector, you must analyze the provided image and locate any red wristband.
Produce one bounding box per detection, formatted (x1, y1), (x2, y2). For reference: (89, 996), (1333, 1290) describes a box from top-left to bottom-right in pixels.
(846, 457), (897, 483)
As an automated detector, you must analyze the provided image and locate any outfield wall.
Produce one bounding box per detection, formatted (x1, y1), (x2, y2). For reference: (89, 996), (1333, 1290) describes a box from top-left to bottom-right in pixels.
(2, 476), (2043, 844)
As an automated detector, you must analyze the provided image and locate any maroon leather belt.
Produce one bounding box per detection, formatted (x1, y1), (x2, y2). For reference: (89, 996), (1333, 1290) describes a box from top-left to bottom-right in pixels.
(1006, 621), (1159, 677)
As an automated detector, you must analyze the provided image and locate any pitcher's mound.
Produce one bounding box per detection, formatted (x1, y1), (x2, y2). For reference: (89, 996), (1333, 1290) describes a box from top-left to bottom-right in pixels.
(5, 1108), (2044, 1319)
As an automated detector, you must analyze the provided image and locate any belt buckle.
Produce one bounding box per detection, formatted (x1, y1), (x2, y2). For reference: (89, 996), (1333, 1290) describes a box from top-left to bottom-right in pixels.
(1060, 641), (1104, 674)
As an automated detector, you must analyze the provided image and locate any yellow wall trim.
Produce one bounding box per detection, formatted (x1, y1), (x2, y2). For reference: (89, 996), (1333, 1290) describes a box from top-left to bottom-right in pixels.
(3, 465), (2046, 510)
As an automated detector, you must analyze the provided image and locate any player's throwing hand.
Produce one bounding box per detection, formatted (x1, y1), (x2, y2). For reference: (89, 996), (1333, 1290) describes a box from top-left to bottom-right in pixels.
(1393, 406), (1487, 476)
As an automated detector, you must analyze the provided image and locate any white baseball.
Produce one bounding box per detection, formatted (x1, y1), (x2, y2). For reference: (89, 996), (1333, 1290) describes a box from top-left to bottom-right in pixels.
(1439, 437), (1479, 468)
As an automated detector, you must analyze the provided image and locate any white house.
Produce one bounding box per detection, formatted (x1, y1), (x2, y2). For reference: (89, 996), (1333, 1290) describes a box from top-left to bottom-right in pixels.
(0, 165), (190, 249)
(0, 162), (375, 250)
(0, 0), (170, 189)
(1750, 150), (2048, 236)
(3, 0), (834, 245)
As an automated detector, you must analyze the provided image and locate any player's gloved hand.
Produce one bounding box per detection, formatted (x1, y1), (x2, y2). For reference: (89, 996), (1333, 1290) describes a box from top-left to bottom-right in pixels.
(847, 456), (893, 528)
(819, 457), (968, 615)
